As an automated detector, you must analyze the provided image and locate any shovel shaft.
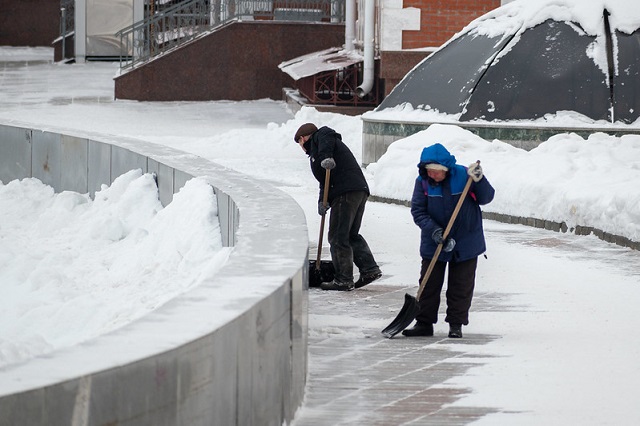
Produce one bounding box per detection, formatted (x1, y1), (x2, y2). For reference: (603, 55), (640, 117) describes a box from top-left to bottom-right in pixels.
(315, 169), (331, 268)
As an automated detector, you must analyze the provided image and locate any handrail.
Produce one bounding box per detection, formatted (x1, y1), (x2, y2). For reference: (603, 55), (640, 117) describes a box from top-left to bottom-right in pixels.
(116, 0), (345, 72)
(59, 0), (74, 37)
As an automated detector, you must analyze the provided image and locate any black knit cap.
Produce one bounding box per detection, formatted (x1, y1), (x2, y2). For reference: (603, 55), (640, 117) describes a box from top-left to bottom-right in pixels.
(294, 123), (318, 142)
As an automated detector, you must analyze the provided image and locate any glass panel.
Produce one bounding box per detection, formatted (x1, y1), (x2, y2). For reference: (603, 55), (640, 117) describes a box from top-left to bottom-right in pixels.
(87, 0), (134, 57)
(613, 29), (640, 124)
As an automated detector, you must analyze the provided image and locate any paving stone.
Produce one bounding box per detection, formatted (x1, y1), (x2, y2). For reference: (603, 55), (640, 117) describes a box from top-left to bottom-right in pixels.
(294, 285), (504, 425)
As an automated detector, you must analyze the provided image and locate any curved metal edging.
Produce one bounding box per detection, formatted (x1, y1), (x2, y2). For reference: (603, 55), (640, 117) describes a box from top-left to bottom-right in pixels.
(369, 195), (639, 251)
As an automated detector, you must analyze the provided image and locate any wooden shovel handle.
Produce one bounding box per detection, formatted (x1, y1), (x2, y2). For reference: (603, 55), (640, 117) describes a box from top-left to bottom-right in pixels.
(315, 168), (331, 268)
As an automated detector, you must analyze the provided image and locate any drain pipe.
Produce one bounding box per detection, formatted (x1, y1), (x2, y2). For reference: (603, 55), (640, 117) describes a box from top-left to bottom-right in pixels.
(603, 8), (615, 122)
(356, 0), (375, 97)
(345, 0), (356, 51)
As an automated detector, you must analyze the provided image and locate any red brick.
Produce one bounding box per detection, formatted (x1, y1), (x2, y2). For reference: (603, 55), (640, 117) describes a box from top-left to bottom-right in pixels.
(399, 0), (500, 49)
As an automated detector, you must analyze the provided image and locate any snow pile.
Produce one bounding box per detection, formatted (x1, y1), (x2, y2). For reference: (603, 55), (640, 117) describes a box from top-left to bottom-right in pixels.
(0, 170), (231, 368)
(366, 123), (640, 241)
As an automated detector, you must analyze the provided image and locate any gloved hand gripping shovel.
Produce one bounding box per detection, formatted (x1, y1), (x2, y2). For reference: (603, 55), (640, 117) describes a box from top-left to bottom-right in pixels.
(309, 169), (334, 287)
(381, 172), (474, 338)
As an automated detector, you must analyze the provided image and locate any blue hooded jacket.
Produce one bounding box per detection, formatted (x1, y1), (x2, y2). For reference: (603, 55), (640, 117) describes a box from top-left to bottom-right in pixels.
(410, 143), (495, 262)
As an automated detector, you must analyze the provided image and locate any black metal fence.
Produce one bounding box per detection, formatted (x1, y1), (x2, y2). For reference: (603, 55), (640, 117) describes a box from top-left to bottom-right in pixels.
(116, 0), (345, 71)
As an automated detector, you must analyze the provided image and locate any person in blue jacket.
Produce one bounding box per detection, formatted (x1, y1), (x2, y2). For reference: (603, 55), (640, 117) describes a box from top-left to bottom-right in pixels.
(403, 143), (495, 338)
(294, 123), (382, 291)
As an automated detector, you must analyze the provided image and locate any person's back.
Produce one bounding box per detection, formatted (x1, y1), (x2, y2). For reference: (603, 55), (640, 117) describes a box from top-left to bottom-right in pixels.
(307, 126), (369, 204)
(294, 123), (382, 291)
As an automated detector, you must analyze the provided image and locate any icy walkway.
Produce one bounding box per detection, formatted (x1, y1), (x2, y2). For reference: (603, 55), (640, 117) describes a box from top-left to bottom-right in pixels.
(293, 217), (640, 425)
(2, 48), (640, 425)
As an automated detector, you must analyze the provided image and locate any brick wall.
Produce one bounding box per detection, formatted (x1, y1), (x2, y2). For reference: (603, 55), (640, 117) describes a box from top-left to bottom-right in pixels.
(115, 21), (345, 101)
(0, 0), (60, 46)
(401, 0), (500, 49)
(380, 50), (433, 96)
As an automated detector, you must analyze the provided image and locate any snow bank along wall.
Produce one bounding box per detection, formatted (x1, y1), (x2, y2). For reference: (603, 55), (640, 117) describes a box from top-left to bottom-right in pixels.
(0, 123), (309, 425)
(361, 118), (640, 166)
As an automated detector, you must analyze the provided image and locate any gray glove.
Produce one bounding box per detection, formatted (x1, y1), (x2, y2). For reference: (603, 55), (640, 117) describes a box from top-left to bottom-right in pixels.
(321, 157), (336, 170)
(467, 162), (483, 182)
(432, 228), (456, 252)
(318, 201), (329, 216)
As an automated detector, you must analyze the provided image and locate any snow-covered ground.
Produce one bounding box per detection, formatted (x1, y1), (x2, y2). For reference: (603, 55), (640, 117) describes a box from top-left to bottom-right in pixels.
(1, 46), (640, 424)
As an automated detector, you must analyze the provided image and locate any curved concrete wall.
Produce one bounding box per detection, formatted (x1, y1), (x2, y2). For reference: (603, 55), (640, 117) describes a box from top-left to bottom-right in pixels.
(0, 122), (309, 426)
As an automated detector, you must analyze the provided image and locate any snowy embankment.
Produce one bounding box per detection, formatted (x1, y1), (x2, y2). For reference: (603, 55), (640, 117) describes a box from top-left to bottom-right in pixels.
(0, 170), (231, 368)
(365, 123), (640, 244)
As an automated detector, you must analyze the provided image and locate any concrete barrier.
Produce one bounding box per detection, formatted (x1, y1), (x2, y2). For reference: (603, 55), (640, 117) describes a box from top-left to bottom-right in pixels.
(369, 195), (639, 251)
(361, 116), (640, 166)
(0, 122), (309, 426)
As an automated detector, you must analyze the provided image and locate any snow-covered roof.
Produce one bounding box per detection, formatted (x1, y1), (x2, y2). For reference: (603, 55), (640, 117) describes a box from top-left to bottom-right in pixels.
(279, 47), (364, 81)
(466, 0), (640, 37)
(375, 0), (640, 125)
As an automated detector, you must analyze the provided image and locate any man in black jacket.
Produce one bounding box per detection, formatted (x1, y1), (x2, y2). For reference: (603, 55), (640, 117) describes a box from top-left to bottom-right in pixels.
(294, 123), (382, 291)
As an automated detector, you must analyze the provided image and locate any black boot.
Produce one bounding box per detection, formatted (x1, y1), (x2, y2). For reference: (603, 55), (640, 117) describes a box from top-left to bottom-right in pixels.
(448, 323), (462, 338)
(355, 270), (382, 288)
(402, 321), (434, 337)
(320, 280), (355, 291)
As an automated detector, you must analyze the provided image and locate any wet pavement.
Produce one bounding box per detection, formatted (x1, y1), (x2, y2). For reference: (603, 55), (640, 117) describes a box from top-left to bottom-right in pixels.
(297, 284), (505, 425)
(294, 217), (640, 425)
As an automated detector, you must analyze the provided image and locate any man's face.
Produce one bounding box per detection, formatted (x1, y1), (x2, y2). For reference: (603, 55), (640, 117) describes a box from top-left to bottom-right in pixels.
(298, 135), (309, 153)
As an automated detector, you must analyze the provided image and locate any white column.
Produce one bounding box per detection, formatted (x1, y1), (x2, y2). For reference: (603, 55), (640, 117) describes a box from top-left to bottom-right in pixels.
(345, 0), (356, 50)
(133, 0), (144, 22)
(75, 0), (87, 62)
(380, 0), (420, 51)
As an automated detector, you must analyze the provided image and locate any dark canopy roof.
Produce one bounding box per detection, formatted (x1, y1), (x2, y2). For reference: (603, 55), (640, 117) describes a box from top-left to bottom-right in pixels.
(377, 3), (640, 124)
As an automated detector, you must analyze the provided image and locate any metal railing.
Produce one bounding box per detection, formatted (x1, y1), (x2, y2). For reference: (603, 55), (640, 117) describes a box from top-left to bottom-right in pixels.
(59, 0), (75, 36)
(59, 0), (75, 60)
(116, 0), (345, 71)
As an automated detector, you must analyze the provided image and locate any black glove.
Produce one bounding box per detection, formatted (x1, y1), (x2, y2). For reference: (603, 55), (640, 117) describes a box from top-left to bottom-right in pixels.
(321, 158), (336, 170)
(467, 162), (483, 182)
(318, 201), (330, 216)
(432, 228), (456, 252)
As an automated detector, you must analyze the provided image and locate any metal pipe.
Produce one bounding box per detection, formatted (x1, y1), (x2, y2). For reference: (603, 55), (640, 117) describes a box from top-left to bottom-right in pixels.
(356, 0), (374, 97)
(61, 7), (66, 60)
(345, 0), (356, 51)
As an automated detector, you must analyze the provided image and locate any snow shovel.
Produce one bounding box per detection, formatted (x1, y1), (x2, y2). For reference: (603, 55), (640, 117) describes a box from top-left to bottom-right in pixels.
(381, 171), (475, 338)
(309, 169), (334, 287)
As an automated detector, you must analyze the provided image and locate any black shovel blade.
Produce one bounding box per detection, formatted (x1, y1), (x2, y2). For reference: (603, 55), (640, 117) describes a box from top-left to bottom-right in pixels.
(381, 293), (420, 338)
(309, 267), (323, 288)
(308, 260), (335, 287)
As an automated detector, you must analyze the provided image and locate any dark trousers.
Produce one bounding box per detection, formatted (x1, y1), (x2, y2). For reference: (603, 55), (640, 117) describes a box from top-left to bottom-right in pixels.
(328, 191), (379, 283)
(416, 257), (478, 325)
